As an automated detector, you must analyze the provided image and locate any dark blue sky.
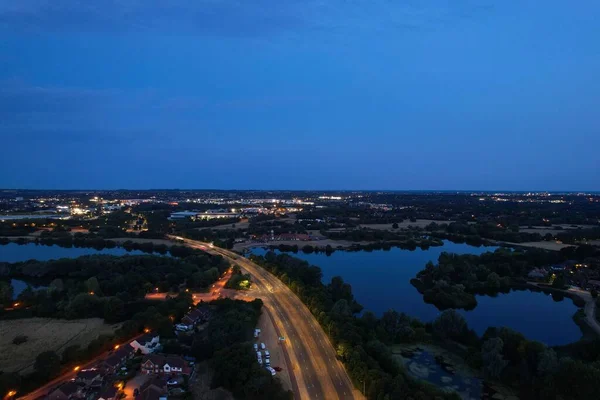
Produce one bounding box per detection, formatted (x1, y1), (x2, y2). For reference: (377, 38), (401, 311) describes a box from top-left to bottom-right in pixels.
(1, 1), (598, 191)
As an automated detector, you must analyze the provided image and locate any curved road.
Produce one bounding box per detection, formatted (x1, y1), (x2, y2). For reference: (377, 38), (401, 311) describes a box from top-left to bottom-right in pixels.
(174, 237), (363, 400)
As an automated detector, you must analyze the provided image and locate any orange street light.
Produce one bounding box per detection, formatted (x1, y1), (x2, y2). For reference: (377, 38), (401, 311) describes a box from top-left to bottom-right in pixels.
(13, 302), (19, 307)
(144, 328), (150, 333)
(6, 391), (17, 397)
(89, 291), (95, 295)
(114, 344), (120, 350)
(73, 366), (80, 372)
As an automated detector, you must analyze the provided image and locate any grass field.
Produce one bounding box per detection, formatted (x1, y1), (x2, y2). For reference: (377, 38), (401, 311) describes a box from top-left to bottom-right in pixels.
(0, 318), (119, 373)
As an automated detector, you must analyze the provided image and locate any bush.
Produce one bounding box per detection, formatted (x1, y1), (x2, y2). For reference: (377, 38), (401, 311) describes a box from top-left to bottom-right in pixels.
(12, 335), (28, 345)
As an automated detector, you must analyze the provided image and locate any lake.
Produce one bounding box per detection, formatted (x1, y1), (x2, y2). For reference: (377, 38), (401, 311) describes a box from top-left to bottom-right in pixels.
(0, 242), (159, 263)
(251, 241), (581, 345)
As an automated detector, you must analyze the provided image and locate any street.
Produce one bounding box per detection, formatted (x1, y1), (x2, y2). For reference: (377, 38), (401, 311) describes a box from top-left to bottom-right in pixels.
(173, 236), (363, 400)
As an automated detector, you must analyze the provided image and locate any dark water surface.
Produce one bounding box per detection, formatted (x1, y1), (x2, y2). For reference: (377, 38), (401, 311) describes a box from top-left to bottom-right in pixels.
(251, 241), (581, 345)
(0, 242), (156, 263)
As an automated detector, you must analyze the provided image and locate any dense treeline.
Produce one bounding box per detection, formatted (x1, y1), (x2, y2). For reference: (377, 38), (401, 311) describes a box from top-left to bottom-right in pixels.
(412, 246), (600, 310)
(0, 253), (228, 321)
(250, 252), (460, 400)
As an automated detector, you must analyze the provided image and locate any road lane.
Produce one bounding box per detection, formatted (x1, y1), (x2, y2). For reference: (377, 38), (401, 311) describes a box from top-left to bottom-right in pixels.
(175, 237), (363, 400)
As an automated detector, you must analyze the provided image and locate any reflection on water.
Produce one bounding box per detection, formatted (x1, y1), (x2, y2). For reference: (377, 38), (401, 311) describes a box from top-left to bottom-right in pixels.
(250, 242), (581, 345)
(397, 346), (483, 400)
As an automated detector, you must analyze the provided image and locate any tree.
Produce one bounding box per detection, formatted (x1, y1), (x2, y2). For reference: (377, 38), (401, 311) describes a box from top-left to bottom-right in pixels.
(552, 273), (566, 289)
(12, 335), (28, 345)
(104, 297), (126, 323)
(85, 277), (100, 294)
(433, 310), (467, 340)
(331, 299), (352, 317)
(481, 337), (508, 379)
(0, 281), (13, 305)
(49, 278), (64, 292)
(537, 348), (558, 377)
(61, 345), (82, 364)
(34, 351), (61, 380)
(486, 272), (501, 289)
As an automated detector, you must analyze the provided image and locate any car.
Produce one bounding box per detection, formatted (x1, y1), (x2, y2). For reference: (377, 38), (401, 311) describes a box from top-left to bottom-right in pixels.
(253, 343), (258, 351)
(257, 351), (262, 358)
(257, 358), (263, 365)
(260, 343), (266, 350)
(266, 366), (276, 376)
(264, 350), (270, 358)
(265, 358), (270, 366)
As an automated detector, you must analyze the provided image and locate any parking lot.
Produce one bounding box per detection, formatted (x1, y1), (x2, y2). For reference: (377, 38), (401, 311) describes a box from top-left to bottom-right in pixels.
(255, 310), (292, 391)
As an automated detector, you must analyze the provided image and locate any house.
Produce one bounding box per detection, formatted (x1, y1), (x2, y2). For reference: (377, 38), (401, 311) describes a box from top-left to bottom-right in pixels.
(130, 333), (160, 354)
(95, 386), (118, 400)
(141, 354), (191, 376)
(588, 280), (600, 290)
(528, 268), (547, 280)
(97, 345), (135, 375)
(48, 381), (82, 400)
(76, 369), (102, 386)
(181, 309), (202, 327)
(181, 306), (211, 327)
(138, 378), (168, 400)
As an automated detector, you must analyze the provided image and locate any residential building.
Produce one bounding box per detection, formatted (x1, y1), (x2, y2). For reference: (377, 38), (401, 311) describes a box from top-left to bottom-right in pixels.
(169, 211), (199, 220)
(97, 346), (134, 375)
(138, 377), (168, 400)
(181, 306), (211, 327)
(76, 369), (102, 387)
(528, 268), (547, 280)
(130, 333), (160, 354)
(141, 354), (191, 376)
(48, 382), (81, 400)
(95, 386), (118, 400)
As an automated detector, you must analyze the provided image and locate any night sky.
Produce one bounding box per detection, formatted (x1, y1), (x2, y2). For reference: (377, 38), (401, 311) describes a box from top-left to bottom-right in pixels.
(1, 1), (598, 191)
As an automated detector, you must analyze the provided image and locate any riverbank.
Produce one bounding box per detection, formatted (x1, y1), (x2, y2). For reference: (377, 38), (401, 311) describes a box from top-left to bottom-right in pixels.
(527, 282), (600, 338)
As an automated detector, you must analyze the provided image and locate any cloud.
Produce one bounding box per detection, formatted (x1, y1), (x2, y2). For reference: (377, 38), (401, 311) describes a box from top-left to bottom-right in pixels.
(0, 0), (495, 36)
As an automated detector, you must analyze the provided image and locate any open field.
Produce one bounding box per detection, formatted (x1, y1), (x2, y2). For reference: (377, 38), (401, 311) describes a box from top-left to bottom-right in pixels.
(208, 220), (251, 231)
(501, 241), (574, 251)
(0, 318), (119, 373)
(519, 225), (599, 235)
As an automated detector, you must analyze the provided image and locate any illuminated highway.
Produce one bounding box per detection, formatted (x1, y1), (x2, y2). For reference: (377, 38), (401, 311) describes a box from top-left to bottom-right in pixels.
(172, 237), (363, 400)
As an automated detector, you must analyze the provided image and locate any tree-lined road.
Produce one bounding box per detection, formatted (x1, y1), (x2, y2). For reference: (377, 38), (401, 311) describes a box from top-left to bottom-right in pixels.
(172, 237), (362, 400)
